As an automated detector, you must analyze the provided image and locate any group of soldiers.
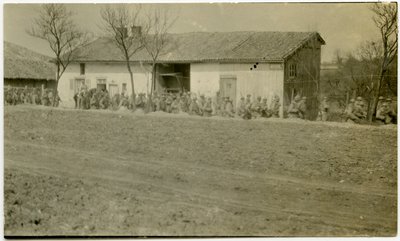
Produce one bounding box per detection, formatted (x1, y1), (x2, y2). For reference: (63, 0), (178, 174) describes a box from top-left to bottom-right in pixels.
(345, 96), (397, 124)
(150, 92), (282, 119)
(4, 86), (61, 107)
(74, 85), (283, 119)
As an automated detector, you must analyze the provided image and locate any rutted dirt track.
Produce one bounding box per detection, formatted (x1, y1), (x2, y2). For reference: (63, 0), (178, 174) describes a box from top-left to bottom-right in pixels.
(4, 105), (397, 236)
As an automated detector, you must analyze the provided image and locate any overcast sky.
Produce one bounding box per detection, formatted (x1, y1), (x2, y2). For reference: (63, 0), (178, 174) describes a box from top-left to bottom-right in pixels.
(4, 2), (381, 62)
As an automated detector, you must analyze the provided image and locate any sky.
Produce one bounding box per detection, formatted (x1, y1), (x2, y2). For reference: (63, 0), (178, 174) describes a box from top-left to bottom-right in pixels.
(3, 2), (382, 62)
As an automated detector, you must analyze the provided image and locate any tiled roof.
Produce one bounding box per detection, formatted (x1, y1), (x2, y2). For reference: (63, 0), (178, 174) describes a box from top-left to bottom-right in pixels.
(73, 31), (325, 63)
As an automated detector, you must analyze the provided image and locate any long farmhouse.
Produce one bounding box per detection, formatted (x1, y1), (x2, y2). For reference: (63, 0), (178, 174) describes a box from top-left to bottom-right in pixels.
(58, 31), (325, 119)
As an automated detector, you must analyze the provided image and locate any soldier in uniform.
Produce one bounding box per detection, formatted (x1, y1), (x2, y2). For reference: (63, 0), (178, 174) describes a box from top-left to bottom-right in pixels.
(171, 97), (180, 114)
(237, 96), (246, 117)
(41, 89), (49, 106)
(48, 90), (54, 107)
(165, 94), (173, 113)
(260, 97), (271, 118)
(197, 94), (206, 116)
(269, 95), (281, 118)
(203, 97), (213, 117)
(250, 96), (262, 118)
(53, 93), (61, 107)
(352, 96), (367, 123)
(298, 96), (307, 119)
(224, 97), (235, 118)
(387, 97), (397, 124)
(376, 102), (392, 124)
(377, 96), (385, 111)
(189, 96), (200, 115)
(288, 95), (301, 118)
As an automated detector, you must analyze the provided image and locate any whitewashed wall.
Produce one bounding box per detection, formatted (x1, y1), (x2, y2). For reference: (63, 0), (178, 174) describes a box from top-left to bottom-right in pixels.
(58, 62), (152, 107)
(191, 62), (284, 116)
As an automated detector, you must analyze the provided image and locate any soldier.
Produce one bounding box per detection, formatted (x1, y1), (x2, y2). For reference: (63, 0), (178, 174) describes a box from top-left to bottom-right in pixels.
(288, 95), (301, 118)
(250, 96), (262, 118)
(377, 96), (385, 111)
(223, 97), (235, 117)
(90, 93), (98, 109)
(203, 97), (213, 117)
(54, 93), (61, 107)
(179, 95), (187, 113)
(269, 95), (281, 118)
(165, 94), (173, 113)
(99, 92), (110, 109)
(376, 102), (392, 124)
(189, 96), (200, 115)
(319, 96), (329, 121)
(352, 96), (367, 123)
(236, 96), (246, 117)
(198, 94), (206, 115)
(260, 97), (270, 118)
(41, 89), (49, 106)
(387, 97), (397, 124)
(171, 97), (180, 114)
(48, 90), (54, 107)
(298, 96), (307, 119)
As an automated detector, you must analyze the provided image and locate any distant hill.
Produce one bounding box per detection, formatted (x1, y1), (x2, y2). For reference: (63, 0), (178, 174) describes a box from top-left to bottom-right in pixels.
(4, 41), (55, 80)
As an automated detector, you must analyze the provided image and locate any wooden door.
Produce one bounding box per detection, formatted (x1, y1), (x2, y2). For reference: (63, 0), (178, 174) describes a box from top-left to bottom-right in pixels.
(108, 84), (119, 97)
(220, 75), (237, 108)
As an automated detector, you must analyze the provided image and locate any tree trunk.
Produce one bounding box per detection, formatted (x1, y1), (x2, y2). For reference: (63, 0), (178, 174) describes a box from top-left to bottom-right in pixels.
(126, 61), (135, 99)
(368, 64), (385, 122)
(53, 62), (61, 107)
(144, 63), (156, 113)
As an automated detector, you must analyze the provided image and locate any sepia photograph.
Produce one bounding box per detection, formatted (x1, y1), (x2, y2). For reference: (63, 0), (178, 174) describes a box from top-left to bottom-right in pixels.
(2, 0), (398, 237)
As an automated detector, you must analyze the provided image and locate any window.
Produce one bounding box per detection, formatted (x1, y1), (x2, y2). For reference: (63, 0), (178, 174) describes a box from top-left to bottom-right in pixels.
(80, 63), (85, 75)
(289, 63), (297, 78)
(122, 83), (127, 93)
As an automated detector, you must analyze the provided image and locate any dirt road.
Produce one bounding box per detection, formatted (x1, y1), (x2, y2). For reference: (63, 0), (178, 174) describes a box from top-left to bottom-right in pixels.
(4, 105), (397, 236)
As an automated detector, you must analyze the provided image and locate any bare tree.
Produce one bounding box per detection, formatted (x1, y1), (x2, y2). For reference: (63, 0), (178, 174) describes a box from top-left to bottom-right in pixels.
(368, 3), (397, 121)
(140, 8), (177, 112)
(28, 4), (89, 97)
(100, 5), (147, 101)
(141, 8), (177, 94)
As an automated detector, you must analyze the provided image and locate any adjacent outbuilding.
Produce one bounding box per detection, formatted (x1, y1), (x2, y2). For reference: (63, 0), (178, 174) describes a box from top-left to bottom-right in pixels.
(4, 41), (56, 89)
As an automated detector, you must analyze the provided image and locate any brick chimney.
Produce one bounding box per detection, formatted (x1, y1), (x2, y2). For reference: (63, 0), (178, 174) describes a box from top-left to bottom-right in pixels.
(116, 27), (128, 39)
(130, 25), (142, 37)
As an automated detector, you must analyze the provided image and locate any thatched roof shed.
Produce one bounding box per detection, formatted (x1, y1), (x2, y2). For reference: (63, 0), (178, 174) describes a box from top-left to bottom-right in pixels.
(4, 41), (55, 81)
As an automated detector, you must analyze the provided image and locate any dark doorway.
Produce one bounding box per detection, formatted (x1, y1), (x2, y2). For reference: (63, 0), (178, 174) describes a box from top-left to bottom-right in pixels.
(97, 84), (106, 91)
(155, 63), (190, 93)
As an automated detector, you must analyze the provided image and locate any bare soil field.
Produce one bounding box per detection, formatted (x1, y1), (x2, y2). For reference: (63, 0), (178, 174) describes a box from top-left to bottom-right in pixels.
(4, 105), (397, 236)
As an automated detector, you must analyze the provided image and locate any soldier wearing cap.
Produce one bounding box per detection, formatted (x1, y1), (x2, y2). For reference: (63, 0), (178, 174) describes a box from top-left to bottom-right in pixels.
(237, 96), (246, 117)
(224, 97), (235, 117)
(377, 96), (385, 111)
(298, 96), (307, 119)
(165, 94), (173, 113)
(269, 95), (281, 118)
(250, 96), (262, 118)
(319, 96), (329, 121)
(171, 97), (179, 114)
(203, 97), (213, 117)
(376, 102), (392, 124)
(288, 95), (301, 118)
(352, 96), (367, 122)
(260, 97), (270, 118)
(387, 97), (397, 124)
(189, 96), (199, 115)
